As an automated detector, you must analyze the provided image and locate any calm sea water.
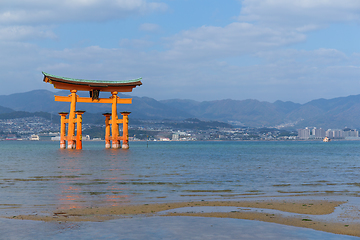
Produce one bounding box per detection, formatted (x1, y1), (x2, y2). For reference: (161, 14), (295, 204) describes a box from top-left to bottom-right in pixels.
(1, 140), (360, 239)
(1, 140), (360, 215)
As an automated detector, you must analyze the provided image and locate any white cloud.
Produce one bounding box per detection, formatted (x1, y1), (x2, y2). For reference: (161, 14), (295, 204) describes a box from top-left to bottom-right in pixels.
(157, 0), (360, 63)
(165, 22), (306, 59)
(256, 48), (348, 66)
(223, 48), (360, 102)
(1, 39), (359, 103)
(1, 0), (360, 104)
(0, 26), (56, 41)
(0, 0), (167, 24)
(0, 0), (167, 42)
(239, 0), (360, 28)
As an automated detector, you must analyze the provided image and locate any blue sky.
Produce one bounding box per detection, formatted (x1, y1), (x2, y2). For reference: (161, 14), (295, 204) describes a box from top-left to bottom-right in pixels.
(1, 0), (360, 103)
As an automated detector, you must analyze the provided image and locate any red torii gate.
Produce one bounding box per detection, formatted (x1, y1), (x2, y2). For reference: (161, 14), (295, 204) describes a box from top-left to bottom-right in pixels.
(43, 72), (142, 149)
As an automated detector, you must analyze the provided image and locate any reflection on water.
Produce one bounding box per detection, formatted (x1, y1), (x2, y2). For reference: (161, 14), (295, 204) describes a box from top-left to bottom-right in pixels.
(54, 145), (132, 209)
(1, 140), (360, 215)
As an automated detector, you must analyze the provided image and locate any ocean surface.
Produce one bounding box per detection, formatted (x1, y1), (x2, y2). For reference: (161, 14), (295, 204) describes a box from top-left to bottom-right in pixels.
(1, 140), (360, 239)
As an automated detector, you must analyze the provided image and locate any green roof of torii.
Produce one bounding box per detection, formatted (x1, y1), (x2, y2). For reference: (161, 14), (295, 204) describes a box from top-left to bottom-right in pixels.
(42, 72), (142, 85)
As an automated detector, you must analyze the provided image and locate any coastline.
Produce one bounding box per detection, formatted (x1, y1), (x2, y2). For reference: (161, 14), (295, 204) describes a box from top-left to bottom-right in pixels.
(6, 197), (360, 237)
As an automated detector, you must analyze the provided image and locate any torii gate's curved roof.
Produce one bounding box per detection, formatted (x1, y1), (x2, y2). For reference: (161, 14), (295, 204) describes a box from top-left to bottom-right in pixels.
(43, 72), (142, 92)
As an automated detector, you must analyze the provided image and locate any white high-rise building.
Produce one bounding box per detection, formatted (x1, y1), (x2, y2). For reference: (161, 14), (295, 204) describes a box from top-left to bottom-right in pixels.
(172, 133), (180, 140)
(298, 127), (310, 139)
(311, 127), (325, 139)
(326, 129), (344, 139)
(343, 129), (359, 138)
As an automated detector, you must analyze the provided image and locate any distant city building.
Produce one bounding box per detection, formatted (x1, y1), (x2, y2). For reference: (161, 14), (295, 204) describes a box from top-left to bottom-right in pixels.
(172, 133), (180, 140)
(298, 127), (328, 140)
(311, 127), (325, 139)
(326, 129), (343, 139)
(298, 127), (310, 139)
(298, 127), (360, 140)
(343, 129), (359, 138)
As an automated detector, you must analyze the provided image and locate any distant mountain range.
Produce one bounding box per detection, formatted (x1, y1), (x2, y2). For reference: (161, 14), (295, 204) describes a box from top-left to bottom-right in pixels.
(1, 89), (360, 129)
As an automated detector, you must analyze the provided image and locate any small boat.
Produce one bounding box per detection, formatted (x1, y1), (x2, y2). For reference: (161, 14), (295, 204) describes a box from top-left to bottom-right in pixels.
(30, 134), (40, 141)
(323, 137), (331, 142)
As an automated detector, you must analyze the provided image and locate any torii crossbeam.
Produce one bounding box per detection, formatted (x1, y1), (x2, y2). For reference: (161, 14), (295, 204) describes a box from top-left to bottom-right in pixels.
(43, 72), (142, 150)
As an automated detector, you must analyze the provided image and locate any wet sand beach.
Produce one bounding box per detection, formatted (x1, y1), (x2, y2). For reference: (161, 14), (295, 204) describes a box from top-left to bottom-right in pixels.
(7, 198), (360, 237)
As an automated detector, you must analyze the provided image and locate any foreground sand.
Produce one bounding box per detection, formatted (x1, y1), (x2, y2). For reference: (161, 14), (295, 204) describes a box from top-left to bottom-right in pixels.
(7, 199), (360, 237)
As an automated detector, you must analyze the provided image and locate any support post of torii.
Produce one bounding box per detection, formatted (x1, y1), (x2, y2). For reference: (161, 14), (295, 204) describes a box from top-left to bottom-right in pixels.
(102, 111), (131, 149)
(103, 113), (111, 149)
(75, 111), (85, 150)
(67, 90), (77, 149)
(121, 111), (131, 149)
(59, 112), (68, 149)
(111, 91), (120, 149)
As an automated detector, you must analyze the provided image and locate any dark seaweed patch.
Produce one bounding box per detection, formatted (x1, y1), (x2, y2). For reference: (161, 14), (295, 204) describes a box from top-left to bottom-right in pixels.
(182, 190), (232, 193)
(273, 184), (291, 187)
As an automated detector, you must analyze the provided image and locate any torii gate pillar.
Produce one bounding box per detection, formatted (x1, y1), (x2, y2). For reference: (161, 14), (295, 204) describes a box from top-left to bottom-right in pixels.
(75, 111), (85, 150)
(103, 113), (112, 149)
(67, 90), (77, 149)
(121, 111), (131, 149)
(59, 112), (68, 149)
(111, 91), (120, 149)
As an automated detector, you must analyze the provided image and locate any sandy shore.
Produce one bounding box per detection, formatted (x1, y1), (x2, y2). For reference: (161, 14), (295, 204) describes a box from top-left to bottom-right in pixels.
(6, 199), (360, 237)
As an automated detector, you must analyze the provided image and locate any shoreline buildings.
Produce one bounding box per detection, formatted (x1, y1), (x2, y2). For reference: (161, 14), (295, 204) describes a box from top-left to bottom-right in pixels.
(298, 127), (359, 140)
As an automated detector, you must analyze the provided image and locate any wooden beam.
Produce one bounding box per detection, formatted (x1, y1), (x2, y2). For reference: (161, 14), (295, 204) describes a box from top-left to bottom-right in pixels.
(54, 96), (132, 104)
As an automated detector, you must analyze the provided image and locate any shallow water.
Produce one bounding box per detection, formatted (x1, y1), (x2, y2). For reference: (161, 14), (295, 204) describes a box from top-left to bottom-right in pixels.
(1, 216), (359, 240)
(1, 140), (360, 214)
(1, 140), (360, 238)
